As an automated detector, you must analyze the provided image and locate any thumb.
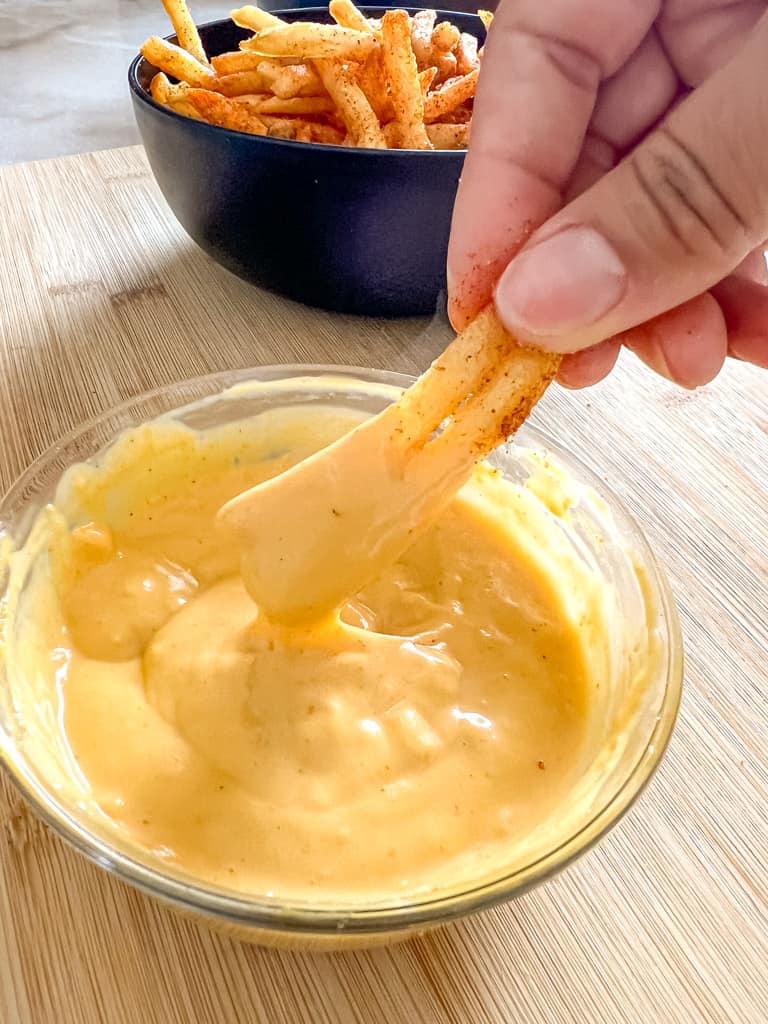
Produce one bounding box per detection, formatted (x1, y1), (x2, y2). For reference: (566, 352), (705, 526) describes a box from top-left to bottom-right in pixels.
(494, 12), (768, 354)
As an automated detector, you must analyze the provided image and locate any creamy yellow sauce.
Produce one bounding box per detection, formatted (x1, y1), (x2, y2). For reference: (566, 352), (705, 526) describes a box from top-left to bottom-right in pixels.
(5, 402), (616, 902)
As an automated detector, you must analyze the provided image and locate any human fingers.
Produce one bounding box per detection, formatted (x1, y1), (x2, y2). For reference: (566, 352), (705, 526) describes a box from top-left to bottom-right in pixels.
(556, 340), (621, 388)
(619, 292), (728, 387)
(493, 15), (768, 354)
(446, 0), (659, 330)
(711, 274), (768, 368)
(659, 0), (766, 85)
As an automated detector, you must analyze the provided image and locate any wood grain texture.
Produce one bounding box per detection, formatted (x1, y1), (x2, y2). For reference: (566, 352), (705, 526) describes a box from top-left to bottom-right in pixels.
(0, 146), (765, 1024)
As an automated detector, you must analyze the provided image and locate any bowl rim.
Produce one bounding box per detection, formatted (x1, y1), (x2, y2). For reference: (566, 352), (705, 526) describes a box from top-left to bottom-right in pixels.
(128, 6), (482, 157)
(0, 363), (684, 936)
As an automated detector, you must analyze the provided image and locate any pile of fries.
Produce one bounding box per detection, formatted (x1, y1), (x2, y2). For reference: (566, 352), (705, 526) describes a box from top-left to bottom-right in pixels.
(141, 1), (491, 149)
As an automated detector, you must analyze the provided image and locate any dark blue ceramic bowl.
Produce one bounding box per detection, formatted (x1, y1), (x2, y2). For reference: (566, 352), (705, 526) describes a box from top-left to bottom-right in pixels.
(129, 7), (485, 316)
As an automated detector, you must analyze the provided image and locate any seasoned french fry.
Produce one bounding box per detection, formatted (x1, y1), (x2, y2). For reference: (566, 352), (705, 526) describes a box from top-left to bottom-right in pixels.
(162, 79), (206, 119)
(433, 50), (457, 84)
(168, 97), (206, 119)
(238, 95), (335, 115)
(329, 0), (373, 34)
(431, 21), (460, 54)
(380, 9), (432, 150)
(307, 121), (346, 145)
(259, 114), (345, 145)
(259, 115), (298, 138)
(242, 24), (376, 60)
(439, 100), (473, 124)
(455, 31), (480, 74)
(478, 9), (494, 30)
(161, 0), (208, 64)
(424, 69), (479, 123)
(418, 66), (437, 96)
(358, 48), (394, 122)
(382, 121), (399, 147)
(213, 69), (272, 96)
(314, 59), (386, 148)
(426, 121), (470, 149)
(253, 58), (286, 85)
(230, 5), (283, 31)
(185, 88), (268, 133)
(410, 10), (436, 69)
(150, 71), (173, 104)
(211, 49), (265, 75)
(141, 36), (216, 86)
(271, 62), (326, 98)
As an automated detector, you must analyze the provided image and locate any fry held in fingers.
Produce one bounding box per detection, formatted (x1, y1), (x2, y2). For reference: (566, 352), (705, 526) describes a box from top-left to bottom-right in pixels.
(141, 1), (484, 148)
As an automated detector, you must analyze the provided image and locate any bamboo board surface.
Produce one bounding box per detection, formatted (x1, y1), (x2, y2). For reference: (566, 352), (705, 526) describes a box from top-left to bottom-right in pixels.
(0, 146), (765, 1024)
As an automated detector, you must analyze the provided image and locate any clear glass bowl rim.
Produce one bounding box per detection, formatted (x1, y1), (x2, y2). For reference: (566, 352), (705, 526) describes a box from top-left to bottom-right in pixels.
(0, 363), (683, 936)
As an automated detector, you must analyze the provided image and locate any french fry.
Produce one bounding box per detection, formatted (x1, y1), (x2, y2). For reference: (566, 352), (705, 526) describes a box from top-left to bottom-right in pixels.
(150, 71), (173, 104)
(168, 97), (206, 119)
(380, 9), (432, 150)
(253, 58), (286, 86)
(259, 115), (345, 145)
(212, 69), (272, 96)
(382, 121), (399, 147)
(426, 121), (470, 149)
(161, 0), (208, 64)
(238, 95), (335, 115)
(162, 79), (206, 119)
(211, 49), (265, 75)
(438, 100), (474, 124)
(424, 69), (479, 123)
(314, 59), (386, 148)
(141, 36), (216, 87)
(418, 66), (437, 96)
(433, 51), (457, 84)
(478, 9), (494, 30)
(308, 122), (346, 145)
(185, 88), (268, 133)
(328, 0), (373, 34)
(242, 24), (376, 61)
(271, 62), (326, 98)
(259, 115), (298, 138)
(358, 48), (394, 122)
(455, 32), (480, 74)
(230, 5), (284, 31)
(410, 10), (436, 68)
(431, 21), (460, 54)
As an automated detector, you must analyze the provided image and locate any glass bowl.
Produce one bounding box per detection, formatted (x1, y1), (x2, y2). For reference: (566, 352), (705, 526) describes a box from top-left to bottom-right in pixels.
(0, 365), (683, 950)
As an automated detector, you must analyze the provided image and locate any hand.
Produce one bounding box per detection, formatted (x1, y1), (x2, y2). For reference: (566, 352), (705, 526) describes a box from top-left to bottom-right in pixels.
(448, 0), (768, 388)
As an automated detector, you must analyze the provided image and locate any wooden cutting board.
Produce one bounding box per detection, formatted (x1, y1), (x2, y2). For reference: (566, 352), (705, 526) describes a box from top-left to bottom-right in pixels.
(0, 146), (765, 1024)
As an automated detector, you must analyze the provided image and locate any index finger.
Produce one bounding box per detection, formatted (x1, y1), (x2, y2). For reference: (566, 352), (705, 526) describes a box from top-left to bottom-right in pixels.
(447, 0), (659, 329)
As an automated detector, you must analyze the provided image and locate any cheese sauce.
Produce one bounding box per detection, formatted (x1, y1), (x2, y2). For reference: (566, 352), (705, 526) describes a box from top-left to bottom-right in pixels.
(6, 404), (612, 901)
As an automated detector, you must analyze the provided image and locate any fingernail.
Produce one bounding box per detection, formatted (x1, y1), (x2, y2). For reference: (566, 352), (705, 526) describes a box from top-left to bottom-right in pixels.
(495, 226), (627, 352)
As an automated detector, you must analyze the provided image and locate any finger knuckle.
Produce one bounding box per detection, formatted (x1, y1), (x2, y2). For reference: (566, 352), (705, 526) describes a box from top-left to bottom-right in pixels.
(628, 126), (750, 262)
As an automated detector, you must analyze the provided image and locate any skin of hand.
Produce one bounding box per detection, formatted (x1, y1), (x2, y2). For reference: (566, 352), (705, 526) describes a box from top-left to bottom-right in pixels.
(447, 0), (768, 388)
